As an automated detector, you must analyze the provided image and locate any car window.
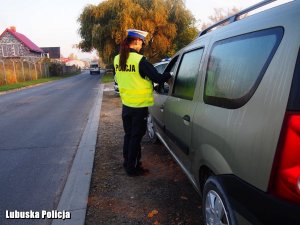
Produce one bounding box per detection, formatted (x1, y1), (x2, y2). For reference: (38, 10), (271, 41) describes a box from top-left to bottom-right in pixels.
(155, 56), (179, 95)
(204, 27), (284, 109)
(161, 63), (169, 73)
(172, 48), (204, 100)
(164, 56), (178, 74)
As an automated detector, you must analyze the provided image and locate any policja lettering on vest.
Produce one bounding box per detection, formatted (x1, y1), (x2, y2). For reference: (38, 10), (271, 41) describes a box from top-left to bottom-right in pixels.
(115, 64), (136, 72)
(114, 52), (153, 108)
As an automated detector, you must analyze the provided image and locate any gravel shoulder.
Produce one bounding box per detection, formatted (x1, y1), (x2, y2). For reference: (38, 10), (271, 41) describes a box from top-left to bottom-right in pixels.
(85, 83), (203, 225)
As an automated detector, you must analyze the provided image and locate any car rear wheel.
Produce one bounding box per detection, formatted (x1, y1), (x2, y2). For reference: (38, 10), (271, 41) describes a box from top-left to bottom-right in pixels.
(203, 177), (236, 225)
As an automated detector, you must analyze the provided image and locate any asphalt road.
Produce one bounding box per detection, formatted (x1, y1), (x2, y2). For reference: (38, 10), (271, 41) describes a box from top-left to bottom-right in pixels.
(0, 71), (101, 225)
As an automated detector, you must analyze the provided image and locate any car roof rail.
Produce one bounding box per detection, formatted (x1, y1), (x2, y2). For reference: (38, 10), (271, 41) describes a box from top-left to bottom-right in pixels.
(199, 0), (277, 37)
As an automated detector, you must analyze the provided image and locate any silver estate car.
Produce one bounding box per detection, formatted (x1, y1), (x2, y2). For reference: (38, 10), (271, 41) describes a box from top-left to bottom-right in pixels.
(148, 0), (300, 224)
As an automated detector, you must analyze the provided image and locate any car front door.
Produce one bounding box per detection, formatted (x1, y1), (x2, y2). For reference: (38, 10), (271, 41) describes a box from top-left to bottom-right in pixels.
(149, 57), (179, 132)
(163, 48), (204, 170)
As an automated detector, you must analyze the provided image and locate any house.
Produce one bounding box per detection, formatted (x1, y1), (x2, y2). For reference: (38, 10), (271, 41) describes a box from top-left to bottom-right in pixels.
(0, 26), (44, 59)
(41, 47), (60, 59)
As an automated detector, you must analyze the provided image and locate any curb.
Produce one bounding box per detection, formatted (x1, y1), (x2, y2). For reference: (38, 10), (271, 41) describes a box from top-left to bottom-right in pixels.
(51, 83), (104, 225)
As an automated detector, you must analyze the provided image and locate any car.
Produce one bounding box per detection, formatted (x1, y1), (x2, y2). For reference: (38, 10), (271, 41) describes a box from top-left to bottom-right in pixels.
(148, 1), (300, 224)
(89, 62), (100, 75)
(113, 59), (170, 95)
(153, 58), (171, 73)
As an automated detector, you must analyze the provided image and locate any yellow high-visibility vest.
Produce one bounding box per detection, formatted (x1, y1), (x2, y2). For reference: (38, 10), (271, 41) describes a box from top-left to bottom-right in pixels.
(114, 52), (154, 107)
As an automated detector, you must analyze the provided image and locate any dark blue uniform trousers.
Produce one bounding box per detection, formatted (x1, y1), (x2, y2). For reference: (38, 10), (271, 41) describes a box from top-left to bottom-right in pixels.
(122, 105), (148, 173)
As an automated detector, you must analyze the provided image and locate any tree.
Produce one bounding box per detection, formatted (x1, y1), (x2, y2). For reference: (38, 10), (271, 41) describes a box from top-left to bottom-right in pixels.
(78, 0), (198, 65)
(68, 53), (78, 60)
(166, 0), (198, 51)
(200, 7), (241, 31)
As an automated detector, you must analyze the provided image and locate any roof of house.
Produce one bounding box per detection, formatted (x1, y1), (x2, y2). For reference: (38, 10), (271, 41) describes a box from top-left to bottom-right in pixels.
(41, 47), (60, 58)
(0, 27), (44, 53)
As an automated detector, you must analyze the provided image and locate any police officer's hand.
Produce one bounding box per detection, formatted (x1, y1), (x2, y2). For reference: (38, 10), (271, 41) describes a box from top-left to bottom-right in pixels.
(167, 74), (174, 86)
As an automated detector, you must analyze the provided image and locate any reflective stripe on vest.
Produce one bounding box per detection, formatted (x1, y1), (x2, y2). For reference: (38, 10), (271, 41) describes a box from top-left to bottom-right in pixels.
(114, 52), (154, 107)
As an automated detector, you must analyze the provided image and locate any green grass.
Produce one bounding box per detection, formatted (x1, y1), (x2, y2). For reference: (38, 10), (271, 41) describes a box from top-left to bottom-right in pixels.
(101, 72), (114, 83)
(0, 73), (79, 92)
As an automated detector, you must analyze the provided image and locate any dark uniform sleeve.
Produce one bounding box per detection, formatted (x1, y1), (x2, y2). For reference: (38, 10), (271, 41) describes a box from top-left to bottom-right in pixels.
(139, 57), (171, 83)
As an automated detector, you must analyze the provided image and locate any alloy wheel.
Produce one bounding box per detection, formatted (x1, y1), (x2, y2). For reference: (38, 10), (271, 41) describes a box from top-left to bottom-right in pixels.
(205, 190), (229, 225)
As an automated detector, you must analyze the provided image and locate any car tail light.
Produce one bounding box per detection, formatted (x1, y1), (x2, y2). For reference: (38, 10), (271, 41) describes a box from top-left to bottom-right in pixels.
(270, 112), (300, 204)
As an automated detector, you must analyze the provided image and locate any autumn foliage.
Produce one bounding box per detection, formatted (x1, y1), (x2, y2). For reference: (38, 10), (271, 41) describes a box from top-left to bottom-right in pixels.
(78, 0), (198, 65)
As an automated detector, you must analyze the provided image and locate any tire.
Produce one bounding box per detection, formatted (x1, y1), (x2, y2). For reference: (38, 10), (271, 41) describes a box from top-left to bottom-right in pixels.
(202, 177), (237, 225)
(146, 114), (158, 144)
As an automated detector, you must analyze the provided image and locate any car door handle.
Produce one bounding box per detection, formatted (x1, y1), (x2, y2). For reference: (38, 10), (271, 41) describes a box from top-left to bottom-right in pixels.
(160, 105), (164, 112)
(182, 115), (190, 125)
(183, 115), (190, 122)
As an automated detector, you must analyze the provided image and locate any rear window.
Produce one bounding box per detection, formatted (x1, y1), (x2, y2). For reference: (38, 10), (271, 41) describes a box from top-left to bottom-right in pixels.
(287, 48), (300, 111)
(204, 27), (284, 109)
(90, 64), (98, 68)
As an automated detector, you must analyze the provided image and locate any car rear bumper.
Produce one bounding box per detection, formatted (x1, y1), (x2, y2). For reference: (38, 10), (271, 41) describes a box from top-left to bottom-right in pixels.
(219, 175), (300, 225)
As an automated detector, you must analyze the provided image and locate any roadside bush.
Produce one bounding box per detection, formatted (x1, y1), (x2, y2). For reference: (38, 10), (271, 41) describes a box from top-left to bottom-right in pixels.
(49, 62), (63, 76)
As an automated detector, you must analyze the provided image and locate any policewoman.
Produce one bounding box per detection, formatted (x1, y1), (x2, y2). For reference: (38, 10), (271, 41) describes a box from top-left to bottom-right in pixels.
(114, 29), (171, 176)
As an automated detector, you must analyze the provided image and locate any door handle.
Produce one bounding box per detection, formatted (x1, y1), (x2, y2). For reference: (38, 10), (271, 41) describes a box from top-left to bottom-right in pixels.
(182, 115), (190, 125)
(160, 105), (164, 112)
(183, 115), (190, 122)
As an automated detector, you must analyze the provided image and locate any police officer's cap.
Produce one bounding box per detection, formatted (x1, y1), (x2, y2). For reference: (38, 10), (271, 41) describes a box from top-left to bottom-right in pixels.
(127, 29), (148, 41)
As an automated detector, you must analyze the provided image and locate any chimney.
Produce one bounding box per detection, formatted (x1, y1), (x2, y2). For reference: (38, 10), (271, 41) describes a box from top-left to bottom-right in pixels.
(10, 26), (16, 32)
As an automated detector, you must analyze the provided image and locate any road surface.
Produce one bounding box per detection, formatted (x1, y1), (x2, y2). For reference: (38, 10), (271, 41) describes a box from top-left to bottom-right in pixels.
(0, 71), (101, 225)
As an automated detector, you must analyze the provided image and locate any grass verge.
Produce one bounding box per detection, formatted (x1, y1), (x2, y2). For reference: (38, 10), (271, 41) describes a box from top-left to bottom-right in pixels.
(101, 72), (114, 83)
(0, 73), (80, 92)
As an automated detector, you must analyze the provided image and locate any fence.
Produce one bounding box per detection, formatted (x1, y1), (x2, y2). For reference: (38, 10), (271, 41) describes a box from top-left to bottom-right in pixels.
(0, 57), (49, 85)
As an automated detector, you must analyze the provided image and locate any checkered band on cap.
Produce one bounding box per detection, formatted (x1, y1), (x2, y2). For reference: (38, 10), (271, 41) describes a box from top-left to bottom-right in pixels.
(127, 29), (148, 40)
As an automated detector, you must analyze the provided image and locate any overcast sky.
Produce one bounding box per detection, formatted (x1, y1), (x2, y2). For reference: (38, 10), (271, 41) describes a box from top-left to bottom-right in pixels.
(0, 0), (261, 59)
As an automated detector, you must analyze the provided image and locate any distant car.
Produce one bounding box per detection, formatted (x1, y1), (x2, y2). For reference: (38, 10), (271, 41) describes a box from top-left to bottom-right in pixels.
(153, 58), (171, 73)
(113, 59), (170, 95)
(89, 62), (100, 75)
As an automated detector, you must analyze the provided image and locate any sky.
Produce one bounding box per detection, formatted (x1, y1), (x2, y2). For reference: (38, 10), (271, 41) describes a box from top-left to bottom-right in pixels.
(0, 0), (261, 60)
